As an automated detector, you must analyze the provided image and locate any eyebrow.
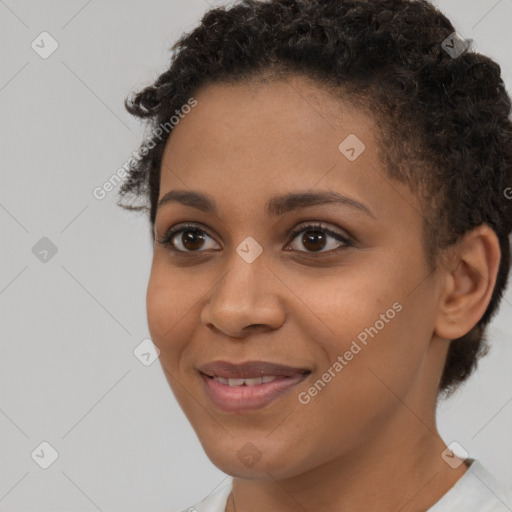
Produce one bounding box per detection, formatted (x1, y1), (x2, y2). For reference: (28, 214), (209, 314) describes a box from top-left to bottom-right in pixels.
(157, 189), (375, 219)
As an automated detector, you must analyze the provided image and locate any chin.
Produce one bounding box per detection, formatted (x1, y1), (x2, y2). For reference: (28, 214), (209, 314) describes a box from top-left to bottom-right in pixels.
(200, 439), (307, 481)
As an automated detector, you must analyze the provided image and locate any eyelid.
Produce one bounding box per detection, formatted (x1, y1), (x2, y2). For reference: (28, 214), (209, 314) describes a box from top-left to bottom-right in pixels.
(285, 222), (352, 253)
(287, 221), (351, 242)
(156, 221), (353, 255)
(156, 222), (220, 248)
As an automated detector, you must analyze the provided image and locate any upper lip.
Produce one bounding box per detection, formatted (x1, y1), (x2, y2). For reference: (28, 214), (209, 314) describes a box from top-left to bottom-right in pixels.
(198, 360), (311, 379)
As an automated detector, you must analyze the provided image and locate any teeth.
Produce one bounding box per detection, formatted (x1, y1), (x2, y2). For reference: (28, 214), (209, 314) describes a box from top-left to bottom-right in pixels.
(241, 377), (262, 386)
(228, 378), (246, 386)
(213, 375), (279, 386)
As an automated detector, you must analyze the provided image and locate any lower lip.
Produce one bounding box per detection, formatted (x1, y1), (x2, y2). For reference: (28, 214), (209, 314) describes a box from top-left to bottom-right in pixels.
(200, 372), (310, 413)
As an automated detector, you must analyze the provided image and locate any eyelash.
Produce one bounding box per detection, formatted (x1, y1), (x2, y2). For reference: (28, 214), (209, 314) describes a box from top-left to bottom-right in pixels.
(156, 222), (353, 257)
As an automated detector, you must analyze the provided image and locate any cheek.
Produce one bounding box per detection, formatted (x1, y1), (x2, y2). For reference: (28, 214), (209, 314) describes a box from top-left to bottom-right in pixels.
(319, 293), (434, 418)
(289, 265), (400, 351)
(145, 261), (199, 352)
(290, 261), (431, 403)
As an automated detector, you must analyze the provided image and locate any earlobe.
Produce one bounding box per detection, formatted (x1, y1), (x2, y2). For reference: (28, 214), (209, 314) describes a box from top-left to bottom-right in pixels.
(434, 224), (501, 340)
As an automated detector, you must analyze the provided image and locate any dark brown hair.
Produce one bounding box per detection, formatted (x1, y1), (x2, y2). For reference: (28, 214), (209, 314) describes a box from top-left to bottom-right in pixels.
(117, 0), (512, 397)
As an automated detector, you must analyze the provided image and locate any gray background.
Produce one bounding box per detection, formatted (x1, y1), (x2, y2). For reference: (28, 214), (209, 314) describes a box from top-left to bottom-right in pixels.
(1, 0), (511, 510)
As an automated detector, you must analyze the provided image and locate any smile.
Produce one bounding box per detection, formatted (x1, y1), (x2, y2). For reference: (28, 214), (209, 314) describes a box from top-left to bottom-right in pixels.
(212, 375), (280, 385)
(199, 370), (311, 413)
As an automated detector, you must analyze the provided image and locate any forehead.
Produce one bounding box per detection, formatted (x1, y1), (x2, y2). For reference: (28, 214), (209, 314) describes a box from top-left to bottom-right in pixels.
(164, 75), (374, 158)
(157, 75), (420, 228)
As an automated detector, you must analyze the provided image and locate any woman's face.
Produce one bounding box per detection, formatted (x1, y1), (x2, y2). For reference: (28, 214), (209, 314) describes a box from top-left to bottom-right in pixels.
(147, 75), (447, 479)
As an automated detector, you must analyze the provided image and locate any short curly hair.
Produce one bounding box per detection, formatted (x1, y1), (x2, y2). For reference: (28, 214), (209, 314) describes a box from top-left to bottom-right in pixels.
(118, 0), (512, 398)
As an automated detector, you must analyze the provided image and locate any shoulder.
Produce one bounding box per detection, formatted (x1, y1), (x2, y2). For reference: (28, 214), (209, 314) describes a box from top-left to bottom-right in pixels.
(428, 458), (512, 512)
(175, 482), (232, 512)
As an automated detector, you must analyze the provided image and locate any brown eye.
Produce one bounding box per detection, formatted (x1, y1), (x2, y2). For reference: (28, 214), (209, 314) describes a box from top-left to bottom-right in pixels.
(301, 230), (327, 252)
(287, 223), (352, 255)
(180, 229), (206, 251)
(157, 224), (220, 252)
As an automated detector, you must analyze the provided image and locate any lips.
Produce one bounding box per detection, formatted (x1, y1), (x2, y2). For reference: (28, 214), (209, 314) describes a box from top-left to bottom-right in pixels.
(196, 360), (312, 413)
(197, 360), (311, 379)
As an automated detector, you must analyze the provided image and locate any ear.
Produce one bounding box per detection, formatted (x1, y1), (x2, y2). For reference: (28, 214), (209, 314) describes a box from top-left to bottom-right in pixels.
(434, 224), (501, 340)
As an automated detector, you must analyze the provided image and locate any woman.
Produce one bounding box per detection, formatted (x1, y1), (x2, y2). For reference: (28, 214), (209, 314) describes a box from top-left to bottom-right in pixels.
(118, 0), (512, 510)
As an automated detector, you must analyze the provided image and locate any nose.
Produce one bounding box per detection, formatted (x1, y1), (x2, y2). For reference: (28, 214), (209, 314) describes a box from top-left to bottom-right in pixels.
(200, 251), (286, 338)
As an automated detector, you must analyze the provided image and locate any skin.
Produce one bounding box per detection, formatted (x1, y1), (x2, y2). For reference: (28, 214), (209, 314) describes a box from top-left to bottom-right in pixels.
(146, 75), (501, 512)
